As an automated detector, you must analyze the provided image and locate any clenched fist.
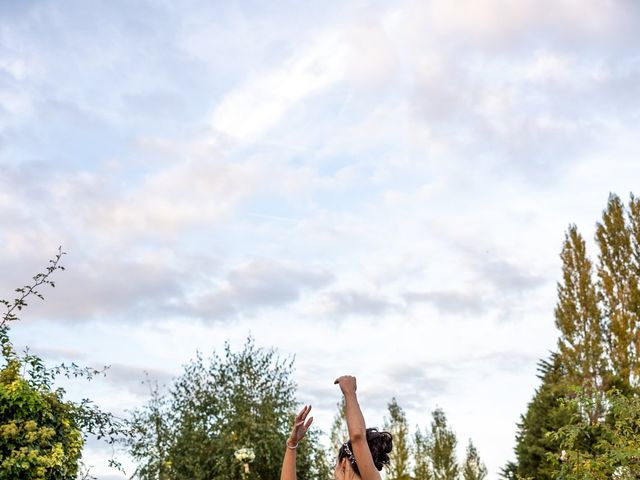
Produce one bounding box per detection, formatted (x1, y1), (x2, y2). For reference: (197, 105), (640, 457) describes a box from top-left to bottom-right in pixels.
(334, 375), (357, 396)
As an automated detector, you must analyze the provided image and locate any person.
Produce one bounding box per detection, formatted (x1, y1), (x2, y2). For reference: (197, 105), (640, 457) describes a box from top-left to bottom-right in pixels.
(280, 375), (392, 480)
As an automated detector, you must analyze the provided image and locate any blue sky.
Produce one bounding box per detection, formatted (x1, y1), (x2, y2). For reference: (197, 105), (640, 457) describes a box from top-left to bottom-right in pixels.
(2, 0), (640, 478)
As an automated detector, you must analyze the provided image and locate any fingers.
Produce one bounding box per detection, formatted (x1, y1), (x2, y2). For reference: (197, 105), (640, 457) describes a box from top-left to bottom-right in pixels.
(334, 375), (356, 385)
(295, 405), (312, 425)
(304, 416), (313, 430)
(291, 405), (313, 442)
(296, 405), (309, 420)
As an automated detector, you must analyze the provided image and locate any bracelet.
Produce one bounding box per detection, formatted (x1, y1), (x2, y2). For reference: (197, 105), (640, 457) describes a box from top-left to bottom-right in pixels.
(286, 440), (298, 449)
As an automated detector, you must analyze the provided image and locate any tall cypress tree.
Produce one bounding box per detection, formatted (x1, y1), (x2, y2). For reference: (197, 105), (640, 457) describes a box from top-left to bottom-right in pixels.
(555, 224), (606, 420)
(384, 398), (412, 480)
(462, 440), (487, 480)
(596, 194), (640, 389)
(430, 408), (459, 480)
(506, 193), (640, 479)
(502, 354), (574, 480)
(627, 194), (640, 386)
(414, 428), (433, 480)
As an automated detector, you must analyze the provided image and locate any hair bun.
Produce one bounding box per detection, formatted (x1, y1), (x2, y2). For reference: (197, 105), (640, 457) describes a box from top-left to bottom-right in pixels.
(366, 428), (393, 471)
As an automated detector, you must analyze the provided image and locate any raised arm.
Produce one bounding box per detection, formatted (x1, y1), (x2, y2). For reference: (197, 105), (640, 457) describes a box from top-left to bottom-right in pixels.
(334, 376), (382, 480)
(280, 405), (313, 480)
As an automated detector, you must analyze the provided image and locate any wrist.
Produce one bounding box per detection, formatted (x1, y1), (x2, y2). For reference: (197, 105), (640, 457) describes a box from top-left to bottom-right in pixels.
(286, 438), (298, 449)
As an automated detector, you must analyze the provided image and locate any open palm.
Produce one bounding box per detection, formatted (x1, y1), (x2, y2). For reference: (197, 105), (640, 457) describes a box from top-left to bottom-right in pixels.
(289, 405), (313, 445)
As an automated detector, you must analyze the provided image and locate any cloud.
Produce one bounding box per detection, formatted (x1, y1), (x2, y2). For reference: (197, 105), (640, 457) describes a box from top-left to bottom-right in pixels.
(312, 289), (398, 318)
(0, 249), (217, 322)
(100, 363), (175, 396)
(384, 363), (449, 398)
(382, 0), (640, 185)
(211, 29), (348, 142)
(403, 290), (488, 316)
(88, 156), (264, 238)
(414, 0), (635, 47)
(190, 259), (334, 320)
(434, 228), (547, 296)
(478, 257), (546, 294)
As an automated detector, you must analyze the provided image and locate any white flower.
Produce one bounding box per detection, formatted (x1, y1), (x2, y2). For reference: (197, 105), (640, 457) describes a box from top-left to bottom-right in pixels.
(234, 447), (256, 463)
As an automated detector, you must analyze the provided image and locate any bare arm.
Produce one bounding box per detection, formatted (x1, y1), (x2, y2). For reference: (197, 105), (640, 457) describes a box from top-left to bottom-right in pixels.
(280, 405), (313, 480)
(334, 376), (381, 480)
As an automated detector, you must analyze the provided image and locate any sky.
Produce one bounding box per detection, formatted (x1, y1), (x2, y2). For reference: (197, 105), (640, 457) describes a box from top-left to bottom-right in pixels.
(1, 0), (640, 478)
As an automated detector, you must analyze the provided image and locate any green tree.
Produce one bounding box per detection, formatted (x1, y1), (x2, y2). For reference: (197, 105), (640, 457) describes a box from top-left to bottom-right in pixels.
(430, 408), (458, 480)
(555, 225), (606, 421)
(0, 249), (128, 479)
(329, 398), (348, 449)
(549, 389), (640, 479)
(383, 398), (411, 480)
(413, 428), (433, 480)
(596, 194), (640, 389)
(0, 359), (83, 480)
(127, 337), (330, 480)
(462, 440), (487, 480)
(127, 381), (172, 480)
(501, 355), (575, 480)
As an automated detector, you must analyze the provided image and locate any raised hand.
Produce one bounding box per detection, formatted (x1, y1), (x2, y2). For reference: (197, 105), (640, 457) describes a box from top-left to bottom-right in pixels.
(334, 375), (357, 396)
(288, 405), (313, 447)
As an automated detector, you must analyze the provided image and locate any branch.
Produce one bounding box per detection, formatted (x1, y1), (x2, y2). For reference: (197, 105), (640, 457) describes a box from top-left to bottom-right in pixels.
(0, 246), (66, 329)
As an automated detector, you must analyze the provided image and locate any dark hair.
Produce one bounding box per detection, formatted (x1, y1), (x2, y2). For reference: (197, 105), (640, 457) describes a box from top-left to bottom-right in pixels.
(337, 428), (392, 475)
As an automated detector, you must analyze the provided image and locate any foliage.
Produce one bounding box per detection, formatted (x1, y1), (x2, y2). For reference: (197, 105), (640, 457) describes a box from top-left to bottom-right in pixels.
(502, 355), (576, 480)
(413, 427), (433, 480)
(462, 440), (487, 480)
(429, 408), (459, 480)
(126, 337), (330, 480)
(384, 398), (412, 480)
(412, 407), (485, 480)
(0, 249), (128, 479)
(548, 390), (640, 479)
(0, 249), (67, 360)
(596, 194), (640, 390)
(0, 359), (82, 480)
(555, 225), (606, 421)
(506, 193), (640, 478)
(329, 397), (347, 452)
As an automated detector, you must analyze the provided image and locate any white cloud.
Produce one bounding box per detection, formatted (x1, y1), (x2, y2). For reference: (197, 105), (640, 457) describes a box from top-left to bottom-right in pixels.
(211, 30), (348, 142)
(524, 50), (573, 85)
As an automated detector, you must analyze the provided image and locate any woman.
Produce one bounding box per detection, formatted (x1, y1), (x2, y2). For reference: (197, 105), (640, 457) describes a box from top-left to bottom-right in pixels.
(280, 375), (392, 480)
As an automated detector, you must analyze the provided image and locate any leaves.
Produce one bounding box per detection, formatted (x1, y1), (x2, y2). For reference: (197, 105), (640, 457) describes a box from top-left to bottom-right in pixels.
(125, 337), (330, 480)
(463, 440), (488, 480)
(384, 398), (412, 480)
(0, 249), (129, 479)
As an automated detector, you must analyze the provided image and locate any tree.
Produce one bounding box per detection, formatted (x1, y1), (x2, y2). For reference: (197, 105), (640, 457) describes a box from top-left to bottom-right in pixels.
(0, 358), (83, 480)
(555, 225), (606, 421)
(549, 389), (640, 479)
(596, 194), (640, 389)
(413, 428), (433, 480)
(430, 408), (459, 480)
(506, 193), (640, 479)
(127, 337), (330, 480)
(384, 398), (411, 480)
(0, 249), (128, 479)
(329, 397), (348, 449)
(462, 440), (487, 480)
(501, 355), (575, 480)
(126, 381), (172, 480)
